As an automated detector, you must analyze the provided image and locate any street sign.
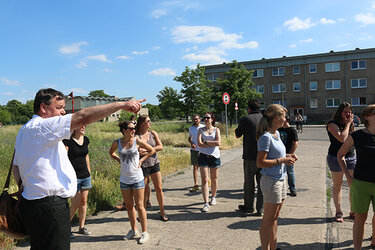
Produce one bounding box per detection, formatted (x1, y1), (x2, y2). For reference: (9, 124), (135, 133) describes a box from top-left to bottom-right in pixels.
(222, 92), (230, 104)
(235, 102), (238, 110)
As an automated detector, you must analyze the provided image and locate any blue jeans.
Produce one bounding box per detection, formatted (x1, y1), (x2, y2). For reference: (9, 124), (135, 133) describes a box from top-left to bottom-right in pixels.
(287, 164), (296, 192)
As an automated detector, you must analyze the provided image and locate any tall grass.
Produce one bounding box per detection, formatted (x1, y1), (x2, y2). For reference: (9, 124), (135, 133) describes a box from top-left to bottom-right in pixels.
(0, 121), (242, 247)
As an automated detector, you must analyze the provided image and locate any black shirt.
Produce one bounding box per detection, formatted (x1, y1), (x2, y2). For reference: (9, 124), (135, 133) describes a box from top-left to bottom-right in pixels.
(63, 136), (90, 179)
(352, 129), (375, 183)
(235, 111), (262, 160)
(278, 126), (298, 154)
(326, 121), (355, 157)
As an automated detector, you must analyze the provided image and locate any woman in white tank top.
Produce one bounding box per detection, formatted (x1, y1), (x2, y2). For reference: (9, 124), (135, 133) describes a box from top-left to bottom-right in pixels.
(197, 112), (221, 213)
(109, 120), (155, 244)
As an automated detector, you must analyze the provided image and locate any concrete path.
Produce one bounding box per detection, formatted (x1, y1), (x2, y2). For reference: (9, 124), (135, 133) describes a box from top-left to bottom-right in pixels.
(15, 127), (375, 249)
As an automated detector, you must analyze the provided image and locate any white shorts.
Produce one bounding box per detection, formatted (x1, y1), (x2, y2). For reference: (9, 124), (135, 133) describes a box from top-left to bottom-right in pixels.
(260, 175), (286, 204)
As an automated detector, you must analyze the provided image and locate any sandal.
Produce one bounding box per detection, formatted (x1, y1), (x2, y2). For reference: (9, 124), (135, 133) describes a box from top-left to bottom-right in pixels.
(335, 212), (344, 222)
(146, 200), (152, 209)
(160, 214), (169, 222)
(349, 211), (355, 220)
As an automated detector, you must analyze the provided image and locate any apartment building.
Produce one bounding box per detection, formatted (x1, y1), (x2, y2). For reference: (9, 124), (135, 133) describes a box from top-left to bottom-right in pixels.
(204, 47), (375, 122)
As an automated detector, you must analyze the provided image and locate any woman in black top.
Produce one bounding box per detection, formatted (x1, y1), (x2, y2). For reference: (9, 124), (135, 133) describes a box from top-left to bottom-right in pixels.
(338, 104), (375, 249)
(326, 102), (356, 222)
(63, 125), (92, 236)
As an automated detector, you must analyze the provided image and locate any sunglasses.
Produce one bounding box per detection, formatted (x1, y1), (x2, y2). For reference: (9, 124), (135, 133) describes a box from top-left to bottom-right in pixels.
(127, 127), (136, 130)
(204, 117), (211, 120)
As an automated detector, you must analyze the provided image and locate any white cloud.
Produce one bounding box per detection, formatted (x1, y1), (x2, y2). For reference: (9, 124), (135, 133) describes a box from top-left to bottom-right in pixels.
(300, 38), (313, 43)
(320, 18), (336, 24)
(185, 46), (199, 52)
(182, 47), (227, 64)
(151, 9), (168, 19)
(0, 77), (20, 86)
(76, 61), (88, 68)
(153, 46), (161, 50)
(355, 13), (375, 26)
(289, 44), (296, 48)
(338, 18), (345, 22)
(103, 68), (114, 72)
(69, 88), (87, 95)
(116, 55), (131, 60)
(59, 41), (88, 54)
(2, 92), (13, 96)
(283, 17), (316, 31)
(86, 54), (113, 63)
(372, 3), (375, 8)
(148, 68), (176, 76)
(337, 42), (351, 47)
(132, 51), (149, 55)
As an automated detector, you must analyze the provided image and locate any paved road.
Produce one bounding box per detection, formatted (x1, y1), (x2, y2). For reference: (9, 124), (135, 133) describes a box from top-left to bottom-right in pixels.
(15, 127), (374, 249)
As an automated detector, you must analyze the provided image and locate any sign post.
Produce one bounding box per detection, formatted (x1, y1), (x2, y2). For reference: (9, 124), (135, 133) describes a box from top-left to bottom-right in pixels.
(222, 92), (230, 139)
(235, 102), (238, 124)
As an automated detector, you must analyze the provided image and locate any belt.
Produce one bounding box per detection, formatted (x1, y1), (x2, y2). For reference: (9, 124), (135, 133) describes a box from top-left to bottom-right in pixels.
(200, 153), (216, 159)
(23, 195), (68, 203)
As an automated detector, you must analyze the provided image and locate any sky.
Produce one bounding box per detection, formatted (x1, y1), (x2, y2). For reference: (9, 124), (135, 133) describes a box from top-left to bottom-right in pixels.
(1, 0), (375, 105)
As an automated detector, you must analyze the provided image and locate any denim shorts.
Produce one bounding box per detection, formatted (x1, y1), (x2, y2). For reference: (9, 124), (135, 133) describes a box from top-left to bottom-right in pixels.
(77, 176), (92, 191)
(120, 179), (145, 190)
(198, 153), (221, 168)
(327, 154), (356, 172)
(142, 163), (160, 177)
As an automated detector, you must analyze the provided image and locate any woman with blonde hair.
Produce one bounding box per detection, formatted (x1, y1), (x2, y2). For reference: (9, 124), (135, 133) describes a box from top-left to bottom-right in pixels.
(338, 104), (375, 249)
(109, 120), (155, 244)
(136, 115), (168, 221)
(326, 102), (356, 222)
(256, 104), (298, 250)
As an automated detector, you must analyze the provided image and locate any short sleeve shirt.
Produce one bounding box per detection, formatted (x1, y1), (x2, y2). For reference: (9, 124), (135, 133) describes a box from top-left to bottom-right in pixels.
(189, 124), (204, 151)
(63, 136), (90, 179)
(278, 126), (298, 153)
(257, 131), (287, 180)
(13, 114), (77, 200)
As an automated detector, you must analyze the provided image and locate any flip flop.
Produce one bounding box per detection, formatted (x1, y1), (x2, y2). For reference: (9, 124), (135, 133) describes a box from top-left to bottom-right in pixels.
(335, 212), (344, 222)
(160, 214), (169, 222)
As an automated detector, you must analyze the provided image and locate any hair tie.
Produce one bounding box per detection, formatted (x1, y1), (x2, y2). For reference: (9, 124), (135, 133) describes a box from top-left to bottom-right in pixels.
(263, 114), (269, 119)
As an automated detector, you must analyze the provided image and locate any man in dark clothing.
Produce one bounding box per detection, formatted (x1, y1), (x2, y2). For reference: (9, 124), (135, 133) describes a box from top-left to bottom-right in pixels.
(235, 100), (263, 216)
(278, 114), (299, 196)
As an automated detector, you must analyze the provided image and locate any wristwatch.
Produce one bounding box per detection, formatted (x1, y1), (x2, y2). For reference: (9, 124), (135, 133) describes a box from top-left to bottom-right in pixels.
(203, 140), (207, 144)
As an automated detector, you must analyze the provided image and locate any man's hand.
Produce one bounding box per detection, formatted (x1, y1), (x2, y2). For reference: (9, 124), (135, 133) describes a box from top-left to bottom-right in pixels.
(124, 99), (146, 114)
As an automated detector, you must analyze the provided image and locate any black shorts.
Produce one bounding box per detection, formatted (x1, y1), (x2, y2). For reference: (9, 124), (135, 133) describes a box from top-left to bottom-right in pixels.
(142, 163), (161, 177)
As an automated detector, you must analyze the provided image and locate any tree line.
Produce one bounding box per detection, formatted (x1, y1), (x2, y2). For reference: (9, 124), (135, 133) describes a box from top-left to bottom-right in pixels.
(0, 61), (260, 125)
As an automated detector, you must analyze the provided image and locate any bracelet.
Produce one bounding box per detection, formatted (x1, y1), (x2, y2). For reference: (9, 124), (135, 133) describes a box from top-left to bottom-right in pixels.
(276, 158), (280, 165)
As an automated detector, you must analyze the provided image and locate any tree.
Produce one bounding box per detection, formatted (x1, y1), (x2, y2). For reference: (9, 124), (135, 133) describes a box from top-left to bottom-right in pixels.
(143, 103), (161, 121)
(88, 90), (110, 98)
(212, 60), (261, 124)
(156, 87), (183, 120)
(174, 64), (212, 121)
(0, 108), (11, 124)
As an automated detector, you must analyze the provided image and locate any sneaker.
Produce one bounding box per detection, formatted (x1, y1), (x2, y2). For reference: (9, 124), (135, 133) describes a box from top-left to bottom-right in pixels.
(290, 190), (297, 197)
(238, 205), (254, 213)
(70, 232), (75, 239)
(124, 229), (139, 240)
(201, 203), (210, 212)
(78, 227), (91, 235)
(138, 232), (150, 244)
(210, 196), (217, 205)
(189, 185), (200, 192)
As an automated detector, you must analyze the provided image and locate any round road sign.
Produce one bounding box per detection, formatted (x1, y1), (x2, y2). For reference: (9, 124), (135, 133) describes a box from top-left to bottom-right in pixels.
(222, 92), (230, 105)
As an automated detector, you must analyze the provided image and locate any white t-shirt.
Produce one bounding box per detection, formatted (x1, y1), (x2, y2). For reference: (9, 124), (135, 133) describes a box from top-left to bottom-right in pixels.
(198, 127), (220, 159)
(118, 138), (143, 184)
(13, 114), (77, 200)
(189, 124), (204, 151)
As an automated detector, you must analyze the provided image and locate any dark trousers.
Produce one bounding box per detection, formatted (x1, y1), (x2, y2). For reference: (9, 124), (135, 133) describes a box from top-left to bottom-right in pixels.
(243, 160), (263, 212)
(21, 196), (70, 250)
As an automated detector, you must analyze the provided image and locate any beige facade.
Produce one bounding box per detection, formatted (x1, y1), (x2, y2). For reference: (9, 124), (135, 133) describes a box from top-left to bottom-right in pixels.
(205, 48), (375, 123)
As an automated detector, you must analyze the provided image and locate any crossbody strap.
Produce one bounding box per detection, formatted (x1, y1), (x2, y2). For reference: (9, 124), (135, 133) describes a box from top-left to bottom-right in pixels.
(3, 151), (15, 191)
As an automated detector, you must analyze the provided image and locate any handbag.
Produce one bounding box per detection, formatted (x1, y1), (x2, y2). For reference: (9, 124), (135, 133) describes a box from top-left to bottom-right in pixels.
(0, 153), (28, 239)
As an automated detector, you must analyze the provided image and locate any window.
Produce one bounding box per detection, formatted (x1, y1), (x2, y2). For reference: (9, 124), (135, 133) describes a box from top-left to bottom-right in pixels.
(351, 97), (367, 106)
(207, 74), (218, 81)
(293, 82), (301, 92)
(259, 101), (265, 110)
(310, 99), (318, 108)
(272, 83), (286, 93)
(273, 100), (287, 107)
(253, 85), (264, 94)
(326, 80), (341, 90)
(253, 69), (264, 78)
(325, 62), (340, 72)
(309, 64), (317, 73)
(310, 81), (317, 91)
(351, 60), (366, 70)
(272, 67), (285, 76)
(351, 78), (367, 88)
(293, 66), (300, 75)
(326, 98), (341, 107)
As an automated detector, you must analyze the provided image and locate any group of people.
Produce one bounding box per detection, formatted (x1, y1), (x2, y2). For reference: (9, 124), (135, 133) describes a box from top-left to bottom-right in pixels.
(9, 87), (375, 249)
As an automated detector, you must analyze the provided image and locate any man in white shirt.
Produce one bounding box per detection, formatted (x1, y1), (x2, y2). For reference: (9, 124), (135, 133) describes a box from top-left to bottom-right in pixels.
(188, 114), (204, 192)
(12, 88), (144, 249)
